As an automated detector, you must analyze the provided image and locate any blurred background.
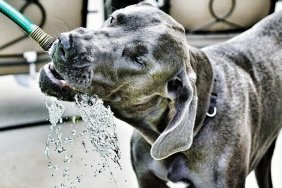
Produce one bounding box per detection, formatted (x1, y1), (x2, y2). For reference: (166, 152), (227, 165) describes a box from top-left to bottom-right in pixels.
(0, 0), (281, 187)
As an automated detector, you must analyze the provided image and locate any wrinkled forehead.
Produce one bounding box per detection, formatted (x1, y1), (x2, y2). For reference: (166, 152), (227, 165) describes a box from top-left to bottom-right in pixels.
(111, 3), (184, 32)
(105, 4), (188, 67)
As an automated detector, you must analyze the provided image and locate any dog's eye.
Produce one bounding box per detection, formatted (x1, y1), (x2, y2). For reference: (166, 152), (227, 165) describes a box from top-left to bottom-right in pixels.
(134, 56), (145, 67)
(109, 16), (115, 24)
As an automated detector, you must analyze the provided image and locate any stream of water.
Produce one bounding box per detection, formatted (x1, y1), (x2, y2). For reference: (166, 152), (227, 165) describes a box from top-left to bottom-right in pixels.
(45, 94), (122, 188)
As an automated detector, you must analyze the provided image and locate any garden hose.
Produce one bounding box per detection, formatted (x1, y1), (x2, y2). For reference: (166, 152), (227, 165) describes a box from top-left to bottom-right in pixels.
(0, 0), (54, 51)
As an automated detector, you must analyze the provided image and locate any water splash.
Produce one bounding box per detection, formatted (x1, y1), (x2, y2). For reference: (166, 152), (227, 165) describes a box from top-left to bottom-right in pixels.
(45, 97), (65, 159)
(75, 94), (122, 173)
(45, 94), (122, 187)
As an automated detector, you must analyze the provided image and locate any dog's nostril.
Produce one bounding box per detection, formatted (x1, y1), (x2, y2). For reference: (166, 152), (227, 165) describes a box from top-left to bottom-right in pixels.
(58, 33), (71, 49)
(60, 47), (66, 61)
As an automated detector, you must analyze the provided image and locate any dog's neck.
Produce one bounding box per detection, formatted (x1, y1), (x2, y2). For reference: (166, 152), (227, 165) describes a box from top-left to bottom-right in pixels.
(188, 46), (215, 136)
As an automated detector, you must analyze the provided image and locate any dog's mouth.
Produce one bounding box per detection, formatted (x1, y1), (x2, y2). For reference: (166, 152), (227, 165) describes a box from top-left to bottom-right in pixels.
(46, 63), (66, 87)
(39, 62), (79, 101)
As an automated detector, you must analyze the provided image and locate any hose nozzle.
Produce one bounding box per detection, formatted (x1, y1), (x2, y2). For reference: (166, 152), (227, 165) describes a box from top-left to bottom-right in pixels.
(30, 27), (54, 51)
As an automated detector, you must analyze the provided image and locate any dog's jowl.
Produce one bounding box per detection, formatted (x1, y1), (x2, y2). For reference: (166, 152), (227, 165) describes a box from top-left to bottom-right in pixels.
(39, 3), (282, 188)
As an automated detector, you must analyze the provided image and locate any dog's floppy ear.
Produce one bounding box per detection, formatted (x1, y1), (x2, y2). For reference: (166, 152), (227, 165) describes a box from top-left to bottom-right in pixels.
(151, 70), (197, 160)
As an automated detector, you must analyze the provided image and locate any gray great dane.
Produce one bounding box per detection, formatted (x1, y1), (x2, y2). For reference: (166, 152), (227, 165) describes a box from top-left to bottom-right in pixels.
(39, 3), (282, 188)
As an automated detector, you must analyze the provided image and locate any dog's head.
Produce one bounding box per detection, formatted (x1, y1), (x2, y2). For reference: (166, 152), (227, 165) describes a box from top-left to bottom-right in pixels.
(39, 3), (213, 160)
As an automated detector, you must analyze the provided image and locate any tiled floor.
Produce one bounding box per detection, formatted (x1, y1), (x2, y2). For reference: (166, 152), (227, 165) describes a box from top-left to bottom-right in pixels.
(0, 75), (281, 188)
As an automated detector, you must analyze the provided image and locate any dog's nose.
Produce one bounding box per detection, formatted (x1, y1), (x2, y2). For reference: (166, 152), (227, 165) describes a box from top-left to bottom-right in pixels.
(58, 33), (70, 49)
(57, 33), (73, 62)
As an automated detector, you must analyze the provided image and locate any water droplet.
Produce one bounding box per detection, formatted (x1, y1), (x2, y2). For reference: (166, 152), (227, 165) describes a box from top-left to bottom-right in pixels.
(64, 155), (71, 163)
(72, 130), (76, 136)
(57, 147), (66, 153)
(63, 167), (69, 177)
(53, 165), (59, 170)
(47, 161), (53, 168)
(45, 147), (50, 158)
(76, 175), (82, 183)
